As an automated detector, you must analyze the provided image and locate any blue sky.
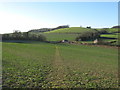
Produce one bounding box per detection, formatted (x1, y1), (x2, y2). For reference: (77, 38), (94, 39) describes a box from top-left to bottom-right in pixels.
(0, 2), (118, 33)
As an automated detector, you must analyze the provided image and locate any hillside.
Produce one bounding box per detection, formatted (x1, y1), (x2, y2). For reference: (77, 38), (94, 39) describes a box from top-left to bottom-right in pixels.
(43, 27), (119, 46)
(42, 27), (98, 41)
(96, 28), (119, 33)
(44, 27), (97, 34)
(28, 25), (69, 33)
(2, 26), (119, 46)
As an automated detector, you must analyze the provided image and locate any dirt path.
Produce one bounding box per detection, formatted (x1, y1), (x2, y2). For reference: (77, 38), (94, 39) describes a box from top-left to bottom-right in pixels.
(45, 46), (68, 88)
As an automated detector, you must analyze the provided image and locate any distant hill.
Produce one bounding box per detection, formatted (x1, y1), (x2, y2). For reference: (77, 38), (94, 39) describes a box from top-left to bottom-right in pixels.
(112, 25), (120, 28)
(28, 28), (52, 32)
(96, 28), (119, 33)
(44, 27), (97, 34)
(28, 25), (69, 33)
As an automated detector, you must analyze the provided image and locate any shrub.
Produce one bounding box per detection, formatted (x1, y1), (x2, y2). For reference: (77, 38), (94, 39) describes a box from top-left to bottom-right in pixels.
(75, 31), (100, 41)
(36, 34), (46, 41)
(98, 29), (108, 34)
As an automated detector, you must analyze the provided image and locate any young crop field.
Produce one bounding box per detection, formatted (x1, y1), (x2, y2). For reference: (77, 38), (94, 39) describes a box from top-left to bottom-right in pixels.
(2, 42), (118, 88)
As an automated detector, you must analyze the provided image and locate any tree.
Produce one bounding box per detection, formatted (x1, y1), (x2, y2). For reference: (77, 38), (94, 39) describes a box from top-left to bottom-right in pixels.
(98, 29), (108, 34)
(23, 32), (29, 40)
(2, 34), (10, 40)
(75, 31), (100, 41)
(37, 34), (46, 41)
(86, 26), (91, 29)
(13, 30), (22, 40)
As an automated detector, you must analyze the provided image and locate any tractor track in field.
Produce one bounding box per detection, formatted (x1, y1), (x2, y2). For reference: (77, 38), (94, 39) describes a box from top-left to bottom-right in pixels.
(45, 46), (69, 88)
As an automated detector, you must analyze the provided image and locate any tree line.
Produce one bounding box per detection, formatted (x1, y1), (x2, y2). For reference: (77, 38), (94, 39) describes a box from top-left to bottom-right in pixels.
(2, 30), (46, 41)
(28, 25), (69, 32)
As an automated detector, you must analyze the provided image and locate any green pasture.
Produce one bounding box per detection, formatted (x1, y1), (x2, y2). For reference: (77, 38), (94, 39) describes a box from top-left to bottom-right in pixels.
(29, 27), (119, 44)
(100, 33), (119, 46)
(96, 28), (118, 33)
(44, 27), (96, 34)
(101, 33), (119, 38)
(43, 33), (80, 41)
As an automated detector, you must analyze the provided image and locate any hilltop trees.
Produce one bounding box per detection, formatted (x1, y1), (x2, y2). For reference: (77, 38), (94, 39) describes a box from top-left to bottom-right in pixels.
(29, 28), (51, 32)
(86, 26), (91, 29)
(29, 25), (70, 33)
(51, 25), (69, 30)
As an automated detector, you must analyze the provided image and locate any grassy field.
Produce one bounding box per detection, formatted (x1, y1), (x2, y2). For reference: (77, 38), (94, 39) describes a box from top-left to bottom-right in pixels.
(2, 42), (118, 88)
(43, 27), (119, 44)
(100, 33), (119, 45)
(100, 33), (119, 39)
(31, 27), (96, 41)
(43, 33), (80, 41)
(29, 27), (119, 44)
(45, 27), (96, 34)
(96, 28), (118, 33)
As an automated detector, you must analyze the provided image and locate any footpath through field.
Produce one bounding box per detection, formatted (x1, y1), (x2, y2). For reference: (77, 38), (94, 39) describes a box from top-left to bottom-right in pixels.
(46, 45), (69, 88)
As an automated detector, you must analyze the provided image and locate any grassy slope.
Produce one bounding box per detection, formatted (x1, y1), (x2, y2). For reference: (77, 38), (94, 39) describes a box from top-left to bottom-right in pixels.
(2, 42), (118, 88)
(43, 27), (97, 41)
(99, 29), (119, 44)
(101, 33), (119, 38)
(30, 27), (119, 42)
(96, 28), (118, 33)
(43, 33), (80, 41)
(45, 27), (96, 33)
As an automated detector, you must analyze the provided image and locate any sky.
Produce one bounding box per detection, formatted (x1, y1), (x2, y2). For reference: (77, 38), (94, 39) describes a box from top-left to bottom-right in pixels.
(0, 2), (118, 34)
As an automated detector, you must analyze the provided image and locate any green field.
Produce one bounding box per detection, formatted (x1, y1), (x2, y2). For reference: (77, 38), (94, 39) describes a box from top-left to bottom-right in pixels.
(45, 27), (96, 34)
(96, 28), (118, 33)
(43, 33), (80, 41)
(101, 33), (119, 39)
(2, 42), (118, 88)
(33, 27), (97, 41)
(100, 33), (119, 45)
(29, 27), (119, 44)
(44, 27), (119, 44)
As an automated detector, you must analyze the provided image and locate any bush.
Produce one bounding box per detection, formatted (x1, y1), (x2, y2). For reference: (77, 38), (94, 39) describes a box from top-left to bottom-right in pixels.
(36, 34), (46, 41)
(75, 31), (100, 41)
(98, 29), (108, 34)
